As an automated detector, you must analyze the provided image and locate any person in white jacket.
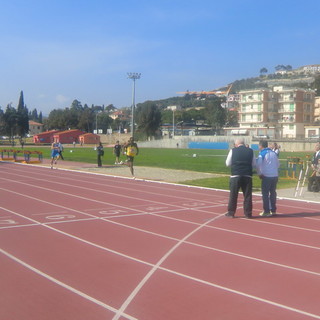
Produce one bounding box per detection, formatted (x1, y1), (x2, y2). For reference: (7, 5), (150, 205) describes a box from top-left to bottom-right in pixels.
(256, 140), (280, 216)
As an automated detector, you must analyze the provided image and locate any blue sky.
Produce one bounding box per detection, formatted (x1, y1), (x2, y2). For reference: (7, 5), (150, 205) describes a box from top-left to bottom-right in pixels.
(1, 0), (320, 115)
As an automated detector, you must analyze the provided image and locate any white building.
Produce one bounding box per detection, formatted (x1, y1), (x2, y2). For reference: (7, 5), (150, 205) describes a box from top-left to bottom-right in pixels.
(237, 87), (316, 139)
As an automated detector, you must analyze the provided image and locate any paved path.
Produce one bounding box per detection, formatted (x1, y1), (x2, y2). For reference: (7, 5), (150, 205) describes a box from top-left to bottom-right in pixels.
(36, 159), (320, 203)
(38, 159), (223, 183)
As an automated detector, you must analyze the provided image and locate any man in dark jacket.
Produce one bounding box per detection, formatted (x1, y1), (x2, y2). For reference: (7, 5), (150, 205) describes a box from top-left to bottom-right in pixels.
(225, 138), (256, 218)
(308, 142), (320, 192)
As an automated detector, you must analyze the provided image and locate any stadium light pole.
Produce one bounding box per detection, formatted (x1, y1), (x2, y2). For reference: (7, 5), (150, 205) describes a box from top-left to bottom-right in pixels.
(127, 72), (141, 138)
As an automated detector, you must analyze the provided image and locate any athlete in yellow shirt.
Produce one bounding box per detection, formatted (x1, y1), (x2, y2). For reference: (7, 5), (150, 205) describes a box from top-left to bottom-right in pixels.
(124, 137), (139, 178)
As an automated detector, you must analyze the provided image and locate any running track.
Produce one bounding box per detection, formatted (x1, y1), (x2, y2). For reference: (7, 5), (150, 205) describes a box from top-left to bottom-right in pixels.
(0, 161), (320, 320)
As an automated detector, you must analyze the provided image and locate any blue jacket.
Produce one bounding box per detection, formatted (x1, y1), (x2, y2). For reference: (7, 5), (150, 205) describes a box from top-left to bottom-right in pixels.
(256, 148), (280, 177)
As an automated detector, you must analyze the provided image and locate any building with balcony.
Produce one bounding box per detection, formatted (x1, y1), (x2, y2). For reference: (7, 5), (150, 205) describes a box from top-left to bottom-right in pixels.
(274, 86), (314, 138)
(315, 96), (320, 123)
(238, 88), (278, 138)
(238, 87), (315, 139)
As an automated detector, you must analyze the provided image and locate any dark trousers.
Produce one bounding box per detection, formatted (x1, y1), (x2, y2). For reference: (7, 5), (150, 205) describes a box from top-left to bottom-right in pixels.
(227, 176), (252, 217)
(308, 176), (320, 192)
(97, 155), (102, 167)
(261, 176), (278, 213)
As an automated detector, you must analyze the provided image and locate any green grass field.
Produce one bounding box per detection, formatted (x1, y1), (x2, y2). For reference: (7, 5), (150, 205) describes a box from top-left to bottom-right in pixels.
(5, 145), (308, 190)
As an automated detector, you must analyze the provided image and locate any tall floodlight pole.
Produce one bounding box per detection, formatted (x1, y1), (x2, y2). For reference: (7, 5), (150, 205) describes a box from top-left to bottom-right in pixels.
(172, 109), (175, 137)
(127, 72), (141, 138)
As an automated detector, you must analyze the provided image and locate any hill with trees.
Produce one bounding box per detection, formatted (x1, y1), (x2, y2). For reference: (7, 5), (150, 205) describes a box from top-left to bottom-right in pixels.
(1, 68), (320, 141)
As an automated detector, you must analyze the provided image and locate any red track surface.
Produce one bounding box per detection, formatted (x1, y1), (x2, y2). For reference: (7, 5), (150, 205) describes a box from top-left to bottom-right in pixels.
(0, 161), (320, 320)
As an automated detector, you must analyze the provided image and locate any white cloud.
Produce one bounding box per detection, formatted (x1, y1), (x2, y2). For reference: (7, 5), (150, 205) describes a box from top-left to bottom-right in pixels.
(56, 94), (69, 104)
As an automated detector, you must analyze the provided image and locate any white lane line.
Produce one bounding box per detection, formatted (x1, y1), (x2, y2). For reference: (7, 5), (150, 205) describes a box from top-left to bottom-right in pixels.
(0, 223), (39, 230)
(2, 176), (320, 242)
(159, 266), (320, 320)
(1, 180), (319, 254)
(112, 214), (223, 320)
(0, 248), (138, 320)
(103, 218), (320, 277)
(6, 162), (320, 207)
(1, 182), (319, 252)
(2, 203), (319, 277)
(246, 217), (320, 233)
(0, 206), (155, 267)
(0, 170), (220, 208)
(2, 169), (320, 235)
(140, 208), (320, 250)
(4, 163), (229, 199)
(0, 177), (215, 216)
(111, 207), (320, 320)
(2, 205), (320, 319)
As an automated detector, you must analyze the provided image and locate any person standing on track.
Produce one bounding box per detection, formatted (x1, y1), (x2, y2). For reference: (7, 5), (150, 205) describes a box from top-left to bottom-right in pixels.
(271, 142), (280, 157)
(225, 138), (256, 219)
(97, 142), (104, 167)
(113, 140), (122, 164)
(50, 139), (61, 169)
(58, 142), (64, 160)
(310, 142), (320, 169)
(308, 142), (320, 192)
(256, 140), (280, 217)
(124, 137), (139, 178)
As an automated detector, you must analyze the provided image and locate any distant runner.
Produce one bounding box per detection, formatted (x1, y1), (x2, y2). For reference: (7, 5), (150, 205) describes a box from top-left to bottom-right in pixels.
(50, 140), (60, 169)
(124, 137), (139, 178)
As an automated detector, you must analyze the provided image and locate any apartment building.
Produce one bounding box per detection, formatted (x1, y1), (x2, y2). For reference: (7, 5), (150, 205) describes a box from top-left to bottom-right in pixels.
(274, 86), (314, 138)
(238, 87), (315, 138)
(315, 96), (320, 122)
(238, 88), (278, 138)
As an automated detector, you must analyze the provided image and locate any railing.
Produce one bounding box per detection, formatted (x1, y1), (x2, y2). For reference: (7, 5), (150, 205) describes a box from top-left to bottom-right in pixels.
(278, 118), (295, 123)
(278, 109), (295, 113)
(0, 149), (43, 163)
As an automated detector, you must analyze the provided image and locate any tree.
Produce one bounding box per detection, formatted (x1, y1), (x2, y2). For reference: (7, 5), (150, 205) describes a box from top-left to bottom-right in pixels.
(98, 112), (113, 133)
(105, 104), (117, 114)
(204, 98), (226, 130)
(136, 102), (161, 138)
(38, 111), (43, 123)
(312, 75), (320, 95)
(225, 109), (239, 127)
(0, 107), (4, 135)
(3, 103), (18, 142)
(46, 109), (67, 130)
(16, 91), (29, 138)
(260, 67), (268, 76)
(78, 106), (94, 132)
(29, 108), (39, 121)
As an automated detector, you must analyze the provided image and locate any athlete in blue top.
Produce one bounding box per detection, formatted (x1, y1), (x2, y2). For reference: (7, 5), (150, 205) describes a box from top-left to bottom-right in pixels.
(50, 140), (61, 169)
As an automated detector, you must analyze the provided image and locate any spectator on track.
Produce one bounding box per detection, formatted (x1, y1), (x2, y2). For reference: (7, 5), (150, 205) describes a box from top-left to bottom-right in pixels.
(113, 140), (122, 164)
(97, 142), (104, 167)
(308, 158), (320, 192)
(308, 142), (320, 192)
(256, 140), (280, 217)
(58, 142), (64, 160)
(225, 137), (256, 218)
(271, 142), (280, 157)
